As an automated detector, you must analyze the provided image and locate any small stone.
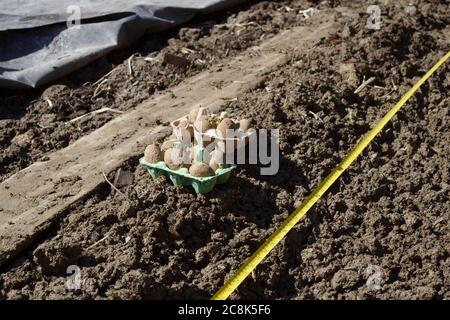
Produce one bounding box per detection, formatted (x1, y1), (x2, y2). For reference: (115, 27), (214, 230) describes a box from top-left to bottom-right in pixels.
(11, 129), (34, 147)
(330, 269), (360, 292)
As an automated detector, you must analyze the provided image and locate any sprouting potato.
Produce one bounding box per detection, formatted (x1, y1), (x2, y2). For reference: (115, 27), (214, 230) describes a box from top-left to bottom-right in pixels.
(239, 118), (251, 131)
(216, 118), (238, 138)
(178, 118), (189, 128)
(209, 160), (219, 172)
(164, 148), (183, 170)
(188, 107), (200, 124)
(209, 149), (225, 171)
(144, 144), (162, 163)
(194, 116), (212, 133)
(189, 162), (215, 177)
(161, 140), (175, 153)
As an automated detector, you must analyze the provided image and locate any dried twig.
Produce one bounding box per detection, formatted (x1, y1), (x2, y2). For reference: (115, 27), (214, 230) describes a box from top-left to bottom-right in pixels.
(181, 47), (196, 54)
(195, 59), (206, 65)
(308, 111), (323, 122)
(235, 22), (260, 28)
(92, 78), (109, 100)
(299, 110), (308, 119)
(143, 56), (160, 63)
(220, 97), (238, 101)
(85, 233), (111, 251)
(93, 69), (115, 86)
(102, 171), (126, 198)
(391, 79), (398, 91)
(66, 107), (123, 124)
(354, 76), (376, 94)
(45, 98), (53, 108)
(128, 54), (135, 77)
(299, 8), (316, 19)
(216, 21), (261, 29)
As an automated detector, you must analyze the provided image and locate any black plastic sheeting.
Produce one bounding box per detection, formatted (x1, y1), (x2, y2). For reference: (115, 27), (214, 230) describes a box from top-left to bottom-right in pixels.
(0, 0), (246, 89)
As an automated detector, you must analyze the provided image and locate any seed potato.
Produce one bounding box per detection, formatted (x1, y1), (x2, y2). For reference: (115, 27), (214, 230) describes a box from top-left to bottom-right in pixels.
(144, 144), (162, 163)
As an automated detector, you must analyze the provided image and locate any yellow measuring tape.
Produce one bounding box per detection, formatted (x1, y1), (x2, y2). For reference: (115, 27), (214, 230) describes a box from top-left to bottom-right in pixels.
(211, 51), (450, 300)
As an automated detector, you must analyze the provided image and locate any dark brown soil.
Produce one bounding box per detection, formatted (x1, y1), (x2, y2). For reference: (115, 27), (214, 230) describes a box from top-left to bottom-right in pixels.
(1, 0), (449, 299)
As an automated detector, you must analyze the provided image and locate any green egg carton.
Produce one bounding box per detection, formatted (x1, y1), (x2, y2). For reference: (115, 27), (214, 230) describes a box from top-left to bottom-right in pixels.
(139, 157), (236, 193)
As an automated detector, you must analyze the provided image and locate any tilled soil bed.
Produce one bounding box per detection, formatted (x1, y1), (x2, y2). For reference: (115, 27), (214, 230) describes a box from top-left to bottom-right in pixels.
(1, 0), (449, 299)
